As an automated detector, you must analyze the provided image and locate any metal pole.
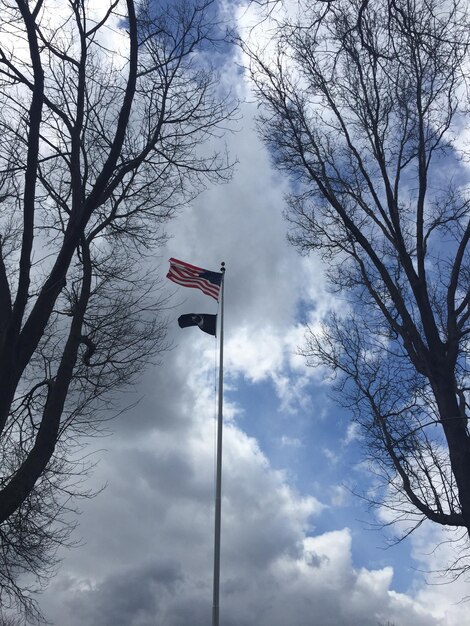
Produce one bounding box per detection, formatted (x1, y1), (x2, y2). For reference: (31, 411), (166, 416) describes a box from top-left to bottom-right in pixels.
(212, 262), (225, 626)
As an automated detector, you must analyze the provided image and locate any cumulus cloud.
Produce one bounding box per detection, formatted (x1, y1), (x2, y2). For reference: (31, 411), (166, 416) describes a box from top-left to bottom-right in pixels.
(38, 342), (457, 626)
(280, 435), (303, 448)
(343, 422), (362, 445)
(40, 382), (444, 626)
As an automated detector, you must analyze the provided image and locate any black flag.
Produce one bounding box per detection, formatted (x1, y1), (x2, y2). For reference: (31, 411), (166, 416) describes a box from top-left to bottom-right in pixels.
(178, 313), (217, 336)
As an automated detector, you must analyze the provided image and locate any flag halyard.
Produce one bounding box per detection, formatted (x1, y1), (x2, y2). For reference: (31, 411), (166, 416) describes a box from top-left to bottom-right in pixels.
(167, 257), (222, 301)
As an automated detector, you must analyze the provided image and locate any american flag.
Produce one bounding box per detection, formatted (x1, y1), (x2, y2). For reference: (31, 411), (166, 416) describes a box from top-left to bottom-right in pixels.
(167, 258), (223, 301)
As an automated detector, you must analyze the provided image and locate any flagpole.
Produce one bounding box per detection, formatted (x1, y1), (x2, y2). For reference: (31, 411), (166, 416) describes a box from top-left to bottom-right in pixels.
(212, 261), (225, 626)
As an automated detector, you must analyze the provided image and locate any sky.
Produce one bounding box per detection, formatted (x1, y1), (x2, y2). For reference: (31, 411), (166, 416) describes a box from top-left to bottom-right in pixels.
(26, 1), (470, 624)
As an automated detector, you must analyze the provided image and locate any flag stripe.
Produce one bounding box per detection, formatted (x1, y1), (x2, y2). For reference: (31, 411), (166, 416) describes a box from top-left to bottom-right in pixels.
(168, 272), (220, 299)
(167, 258), (222, 301)
(168, 272), (220, 297)
(168, 257), (206, 273)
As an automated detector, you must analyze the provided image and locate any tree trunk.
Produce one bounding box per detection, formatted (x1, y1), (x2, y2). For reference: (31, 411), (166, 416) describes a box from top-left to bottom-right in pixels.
(435, 377), (470, 534)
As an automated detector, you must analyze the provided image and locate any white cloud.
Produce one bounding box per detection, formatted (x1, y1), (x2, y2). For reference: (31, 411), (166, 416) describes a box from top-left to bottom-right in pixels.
(280, 435), (303, 448)
(330, 484), (349, 507)
(406, 523), (470, 625)
(343, 421), (362, 445)
(323, 447), (339, 464)
(226, 325), (285, 382)
(39, 381), (446, 626)
(37, 314), (458, 626)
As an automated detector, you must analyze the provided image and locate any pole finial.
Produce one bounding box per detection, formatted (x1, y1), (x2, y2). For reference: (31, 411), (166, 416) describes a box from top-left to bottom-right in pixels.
(220, 261), (225, 273)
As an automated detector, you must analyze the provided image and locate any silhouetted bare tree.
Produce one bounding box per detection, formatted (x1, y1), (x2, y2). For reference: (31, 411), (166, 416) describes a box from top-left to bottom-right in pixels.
(245, 0), (470, 558)
(0, 612), (23, 626)
(0, 0), (233, 619)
